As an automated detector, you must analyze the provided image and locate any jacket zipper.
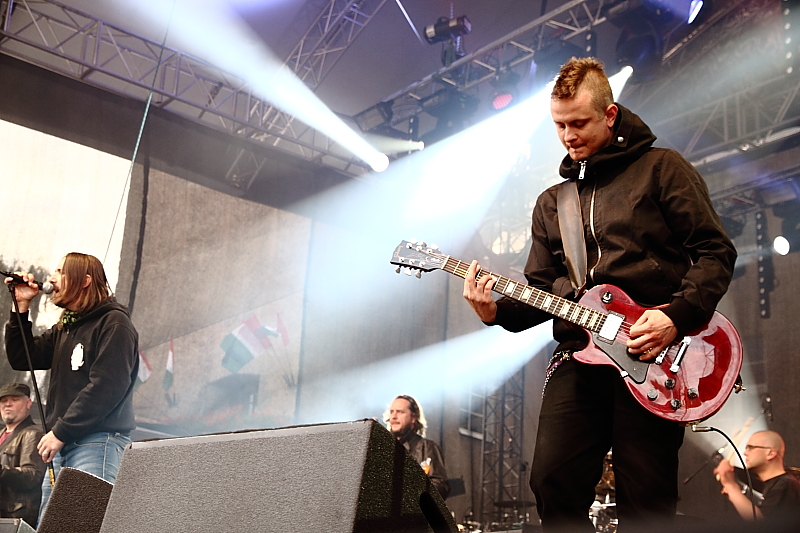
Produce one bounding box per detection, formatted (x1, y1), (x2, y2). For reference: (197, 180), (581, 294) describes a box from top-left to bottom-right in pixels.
(587, 173), (602, 284)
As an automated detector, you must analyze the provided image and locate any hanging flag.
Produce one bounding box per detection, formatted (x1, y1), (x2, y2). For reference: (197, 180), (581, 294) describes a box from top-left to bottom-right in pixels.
(134, 351), (152, 390)
(276, 313), (290, 346)
(245, 315), (278, 350)
(220, 316), (274, 373)
(162, 340), (174, 391)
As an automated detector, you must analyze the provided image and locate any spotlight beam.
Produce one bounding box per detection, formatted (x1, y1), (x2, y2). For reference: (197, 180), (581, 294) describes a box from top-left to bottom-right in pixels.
(116, 0), (389, 172)
(298, 324), (553, 424)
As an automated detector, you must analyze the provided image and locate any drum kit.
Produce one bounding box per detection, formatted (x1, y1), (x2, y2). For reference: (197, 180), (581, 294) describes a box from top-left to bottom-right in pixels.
(456, 500), (535, 532)
(590, 452), (617, 533)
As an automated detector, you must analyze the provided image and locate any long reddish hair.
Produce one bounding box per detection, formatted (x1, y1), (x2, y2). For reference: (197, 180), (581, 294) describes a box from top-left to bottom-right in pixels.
(54, 252), (111, 314)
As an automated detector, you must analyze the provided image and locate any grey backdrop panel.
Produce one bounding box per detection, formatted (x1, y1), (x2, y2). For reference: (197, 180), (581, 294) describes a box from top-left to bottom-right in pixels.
(99, 419), (456, 533)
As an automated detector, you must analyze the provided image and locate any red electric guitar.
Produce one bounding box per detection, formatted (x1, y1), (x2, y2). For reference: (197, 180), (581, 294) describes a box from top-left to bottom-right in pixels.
(391, 240), (743, 423)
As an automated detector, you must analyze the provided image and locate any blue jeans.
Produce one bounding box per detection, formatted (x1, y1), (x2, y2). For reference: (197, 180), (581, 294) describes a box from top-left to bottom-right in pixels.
(37, 432), (130, 526)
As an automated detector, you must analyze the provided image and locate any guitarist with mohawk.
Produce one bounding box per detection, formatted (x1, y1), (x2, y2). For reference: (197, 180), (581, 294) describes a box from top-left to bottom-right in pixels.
(462, 57), (737, 532)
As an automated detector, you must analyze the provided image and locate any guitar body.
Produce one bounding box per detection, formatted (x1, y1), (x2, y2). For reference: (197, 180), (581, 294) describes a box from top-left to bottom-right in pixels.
(572, 284), (743, 423)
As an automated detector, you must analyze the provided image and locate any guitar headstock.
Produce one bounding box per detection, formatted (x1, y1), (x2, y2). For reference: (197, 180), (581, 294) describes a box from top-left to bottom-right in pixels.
(391, 240), (446, 278)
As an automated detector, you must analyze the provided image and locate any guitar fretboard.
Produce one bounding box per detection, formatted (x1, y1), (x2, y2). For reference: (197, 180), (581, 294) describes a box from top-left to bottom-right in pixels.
(443, 256), (609, 333)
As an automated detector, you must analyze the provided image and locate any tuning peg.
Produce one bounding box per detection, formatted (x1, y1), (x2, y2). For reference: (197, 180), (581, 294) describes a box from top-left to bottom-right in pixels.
(395, 266), (401, 274)
(419, 241), (427, 248)
(404, 268), (413, 276)
(430, 243), (439, 250)
(415, 270), (422, 279)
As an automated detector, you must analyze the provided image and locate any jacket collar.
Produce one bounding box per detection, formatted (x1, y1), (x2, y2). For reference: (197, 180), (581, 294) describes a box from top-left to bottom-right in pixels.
(558, 103), (657, 181)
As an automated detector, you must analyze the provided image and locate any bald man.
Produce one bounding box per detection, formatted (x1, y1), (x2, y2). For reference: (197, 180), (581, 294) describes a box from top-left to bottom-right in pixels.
(713, 430), (800, 520)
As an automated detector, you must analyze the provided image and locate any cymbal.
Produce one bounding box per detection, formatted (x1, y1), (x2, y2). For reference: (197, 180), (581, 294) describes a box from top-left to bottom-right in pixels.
(494, 499), (535, 508)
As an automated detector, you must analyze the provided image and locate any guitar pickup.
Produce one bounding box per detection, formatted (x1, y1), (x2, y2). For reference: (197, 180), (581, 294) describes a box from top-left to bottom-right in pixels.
(598, 313), (624, 343)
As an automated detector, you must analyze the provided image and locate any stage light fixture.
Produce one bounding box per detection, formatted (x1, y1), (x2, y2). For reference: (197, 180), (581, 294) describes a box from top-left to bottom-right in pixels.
(719, 215), (745, 240)
(688, 0), (705, 23)
(489, 71), (521, 112)
(772, 200), (800, 255)
(615, 18), (663, 80)
(424, 16), (472, 45)
(784, 0), (800, 74)
(354, 101), (394, 132)
(419, 88), (479, 146)
(531, 40), (586, 91)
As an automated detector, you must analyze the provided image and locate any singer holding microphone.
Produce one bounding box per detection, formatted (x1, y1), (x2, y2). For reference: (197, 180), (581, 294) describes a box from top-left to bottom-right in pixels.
(3, 252), (138, 525)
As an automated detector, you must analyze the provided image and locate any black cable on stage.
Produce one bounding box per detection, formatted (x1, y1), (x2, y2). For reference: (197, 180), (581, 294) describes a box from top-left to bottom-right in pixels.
(5, 282), (56, 486)
(103, 0), (178, 264)
(691, 424), (758, 520)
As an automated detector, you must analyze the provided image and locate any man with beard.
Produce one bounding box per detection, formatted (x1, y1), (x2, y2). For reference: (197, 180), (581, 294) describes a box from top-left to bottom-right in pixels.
(385, 395), (450, 499)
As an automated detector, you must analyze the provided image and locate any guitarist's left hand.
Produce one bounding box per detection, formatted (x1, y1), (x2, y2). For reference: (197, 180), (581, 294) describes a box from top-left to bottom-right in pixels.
(627, 310), (678, 361)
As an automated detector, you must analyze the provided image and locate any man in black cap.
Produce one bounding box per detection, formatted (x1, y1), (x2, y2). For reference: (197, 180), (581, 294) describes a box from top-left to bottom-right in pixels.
(0, 382), (46, 527)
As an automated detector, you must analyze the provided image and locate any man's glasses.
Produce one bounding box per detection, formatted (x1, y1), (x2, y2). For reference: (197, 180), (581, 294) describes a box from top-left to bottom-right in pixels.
(744, 444), (772, 451)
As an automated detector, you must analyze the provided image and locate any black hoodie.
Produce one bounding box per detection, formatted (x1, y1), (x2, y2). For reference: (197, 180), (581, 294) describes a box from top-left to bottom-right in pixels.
(491, 104), (737, 351)
(5, 297), (138, 444)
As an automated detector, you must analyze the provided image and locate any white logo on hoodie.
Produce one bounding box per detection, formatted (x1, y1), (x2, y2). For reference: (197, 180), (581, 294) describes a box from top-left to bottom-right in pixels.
(71, 343), (85, 371)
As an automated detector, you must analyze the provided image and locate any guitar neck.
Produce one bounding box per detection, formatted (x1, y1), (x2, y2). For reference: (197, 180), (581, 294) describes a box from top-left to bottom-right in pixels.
(442, 256), (609, 334)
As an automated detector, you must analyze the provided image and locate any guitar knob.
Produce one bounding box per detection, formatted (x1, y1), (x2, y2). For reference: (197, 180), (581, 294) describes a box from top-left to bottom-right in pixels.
(670, 399), (681, 410)
(664, 378), (675, 389)
(601, 291), (613, 304)
(687, 388), (699, 399)
(647, 389), (658, 401)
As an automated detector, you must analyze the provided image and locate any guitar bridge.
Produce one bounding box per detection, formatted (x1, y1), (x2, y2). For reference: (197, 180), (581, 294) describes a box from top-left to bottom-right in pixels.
(669, 336), (692, 373)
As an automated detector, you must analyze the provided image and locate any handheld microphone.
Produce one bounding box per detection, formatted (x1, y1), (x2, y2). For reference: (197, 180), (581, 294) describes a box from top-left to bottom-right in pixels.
(1, 270), (54, 294)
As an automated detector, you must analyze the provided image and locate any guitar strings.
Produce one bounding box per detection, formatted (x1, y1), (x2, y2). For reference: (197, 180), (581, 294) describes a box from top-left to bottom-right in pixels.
(437, 253), (676, 353)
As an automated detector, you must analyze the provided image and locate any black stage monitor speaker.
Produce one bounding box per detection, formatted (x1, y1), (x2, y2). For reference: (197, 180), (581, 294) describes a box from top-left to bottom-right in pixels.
(100, 419), (457, 533)
(36, 467), (113, 533)
(0, 519), (35, 533)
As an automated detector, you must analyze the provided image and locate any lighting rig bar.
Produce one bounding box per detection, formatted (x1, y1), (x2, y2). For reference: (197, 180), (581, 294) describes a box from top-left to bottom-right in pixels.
(657, 73), (800, 164)
(382, 0), (610, 127)
(0, 0), (387, 179)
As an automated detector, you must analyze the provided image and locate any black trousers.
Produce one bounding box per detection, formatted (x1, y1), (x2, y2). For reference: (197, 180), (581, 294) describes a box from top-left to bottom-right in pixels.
(530, 358), (685, 532)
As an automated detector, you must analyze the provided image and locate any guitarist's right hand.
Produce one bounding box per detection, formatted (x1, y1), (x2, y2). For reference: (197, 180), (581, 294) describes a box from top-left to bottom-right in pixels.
(463, 260), (497, 323)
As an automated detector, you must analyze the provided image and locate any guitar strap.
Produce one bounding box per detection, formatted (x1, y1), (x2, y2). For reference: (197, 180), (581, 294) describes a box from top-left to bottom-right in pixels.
(557, 179), (588, 296)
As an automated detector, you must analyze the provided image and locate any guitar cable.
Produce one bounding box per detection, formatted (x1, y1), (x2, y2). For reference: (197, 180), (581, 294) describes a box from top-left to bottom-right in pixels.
(691, 424), (758, 520)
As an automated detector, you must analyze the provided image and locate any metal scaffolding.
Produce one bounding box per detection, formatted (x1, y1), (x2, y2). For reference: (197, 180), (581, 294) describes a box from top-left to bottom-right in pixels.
(480, 368), (527, 527)
(2, 0), (795, 185)
(0, 0), (388, 181)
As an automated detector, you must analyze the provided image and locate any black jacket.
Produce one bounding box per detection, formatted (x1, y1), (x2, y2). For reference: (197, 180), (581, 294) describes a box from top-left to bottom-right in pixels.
(492, 104), (737, 350)
(0, 415), (46, 526)
(399, 432), (450, 500)
(5, 298), (138, 444)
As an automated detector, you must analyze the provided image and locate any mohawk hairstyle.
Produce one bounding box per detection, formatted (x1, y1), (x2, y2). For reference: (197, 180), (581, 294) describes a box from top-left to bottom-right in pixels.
(551, 56), (614, 117)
